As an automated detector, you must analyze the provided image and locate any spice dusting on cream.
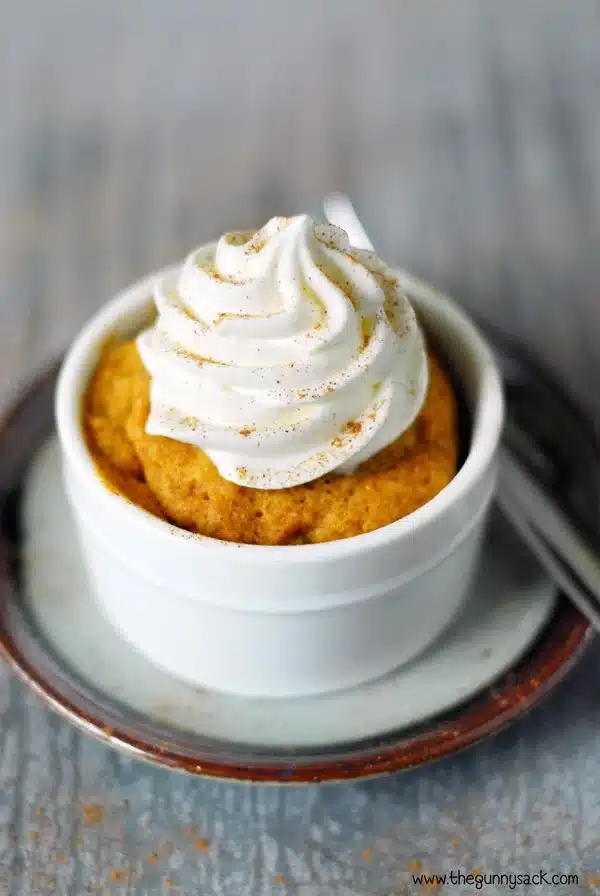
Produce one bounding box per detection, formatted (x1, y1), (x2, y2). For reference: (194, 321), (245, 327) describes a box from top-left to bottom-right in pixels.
(137, 214), (428, 489)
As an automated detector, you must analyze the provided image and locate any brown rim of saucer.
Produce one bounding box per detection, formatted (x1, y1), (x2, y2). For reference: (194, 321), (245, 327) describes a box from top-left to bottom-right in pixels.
(0, 357), (595, 784)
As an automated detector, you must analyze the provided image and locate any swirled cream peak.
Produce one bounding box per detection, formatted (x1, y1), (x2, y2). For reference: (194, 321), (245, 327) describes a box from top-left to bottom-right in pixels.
(137, 215), (428, 489)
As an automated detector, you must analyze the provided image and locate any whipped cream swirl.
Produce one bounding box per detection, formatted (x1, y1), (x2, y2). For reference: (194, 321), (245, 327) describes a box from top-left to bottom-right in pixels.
(137, 215), (428, 489)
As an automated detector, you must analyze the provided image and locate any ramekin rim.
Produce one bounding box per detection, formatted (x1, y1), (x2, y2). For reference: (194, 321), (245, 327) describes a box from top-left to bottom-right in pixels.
(55, 265), (504, 563)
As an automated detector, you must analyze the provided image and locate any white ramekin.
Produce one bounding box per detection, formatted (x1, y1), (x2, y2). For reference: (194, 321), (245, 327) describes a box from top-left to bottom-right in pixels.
(55, 267), (503, 698)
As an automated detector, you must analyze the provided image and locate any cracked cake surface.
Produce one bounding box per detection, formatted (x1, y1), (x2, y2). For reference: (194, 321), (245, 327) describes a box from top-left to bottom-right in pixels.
(82, 339), (459, 545)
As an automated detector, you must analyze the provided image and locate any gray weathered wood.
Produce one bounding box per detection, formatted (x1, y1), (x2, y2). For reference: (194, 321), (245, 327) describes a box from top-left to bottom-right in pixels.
(2, 1), (600, 893)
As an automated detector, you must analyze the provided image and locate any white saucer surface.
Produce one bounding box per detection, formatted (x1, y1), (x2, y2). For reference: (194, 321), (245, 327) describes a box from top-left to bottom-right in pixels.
(23, 439), (556, 749)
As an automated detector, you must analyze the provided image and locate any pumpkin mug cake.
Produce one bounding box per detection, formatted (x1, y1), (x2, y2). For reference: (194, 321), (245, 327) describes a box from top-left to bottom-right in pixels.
(83, 215), (458, 545)
(56, 214), (503, 697)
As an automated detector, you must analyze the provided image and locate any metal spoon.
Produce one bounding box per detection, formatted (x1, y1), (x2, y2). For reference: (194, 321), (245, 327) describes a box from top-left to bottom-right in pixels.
(323, 192), (600, 632)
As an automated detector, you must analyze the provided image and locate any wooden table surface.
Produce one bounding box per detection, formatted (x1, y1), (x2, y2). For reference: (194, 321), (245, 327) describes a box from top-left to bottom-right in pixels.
(2, 1), (600, 894)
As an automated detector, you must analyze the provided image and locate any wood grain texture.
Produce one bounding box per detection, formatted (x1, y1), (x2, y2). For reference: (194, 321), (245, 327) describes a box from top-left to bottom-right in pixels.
(1, 0), (600, 893)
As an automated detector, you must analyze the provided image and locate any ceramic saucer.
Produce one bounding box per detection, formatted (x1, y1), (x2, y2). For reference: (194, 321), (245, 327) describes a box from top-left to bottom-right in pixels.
(0, 368), (591, 783)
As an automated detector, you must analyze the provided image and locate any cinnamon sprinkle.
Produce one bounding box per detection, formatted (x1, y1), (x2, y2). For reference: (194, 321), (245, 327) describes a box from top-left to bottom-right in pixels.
(81, 804), (104, 826)
(344, 420), (362, 435)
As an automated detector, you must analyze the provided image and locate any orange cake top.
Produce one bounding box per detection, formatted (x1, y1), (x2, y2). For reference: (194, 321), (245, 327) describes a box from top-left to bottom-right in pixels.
(83, 339), (459, 545)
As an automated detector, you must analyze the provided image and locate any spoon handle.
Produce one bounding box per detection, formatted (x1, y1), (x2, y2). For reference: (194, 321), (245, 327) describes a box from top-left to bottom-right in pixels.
(497, 487), (600, 631)
(498, 447), (600, 601)
(323, 193), (375, 251)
